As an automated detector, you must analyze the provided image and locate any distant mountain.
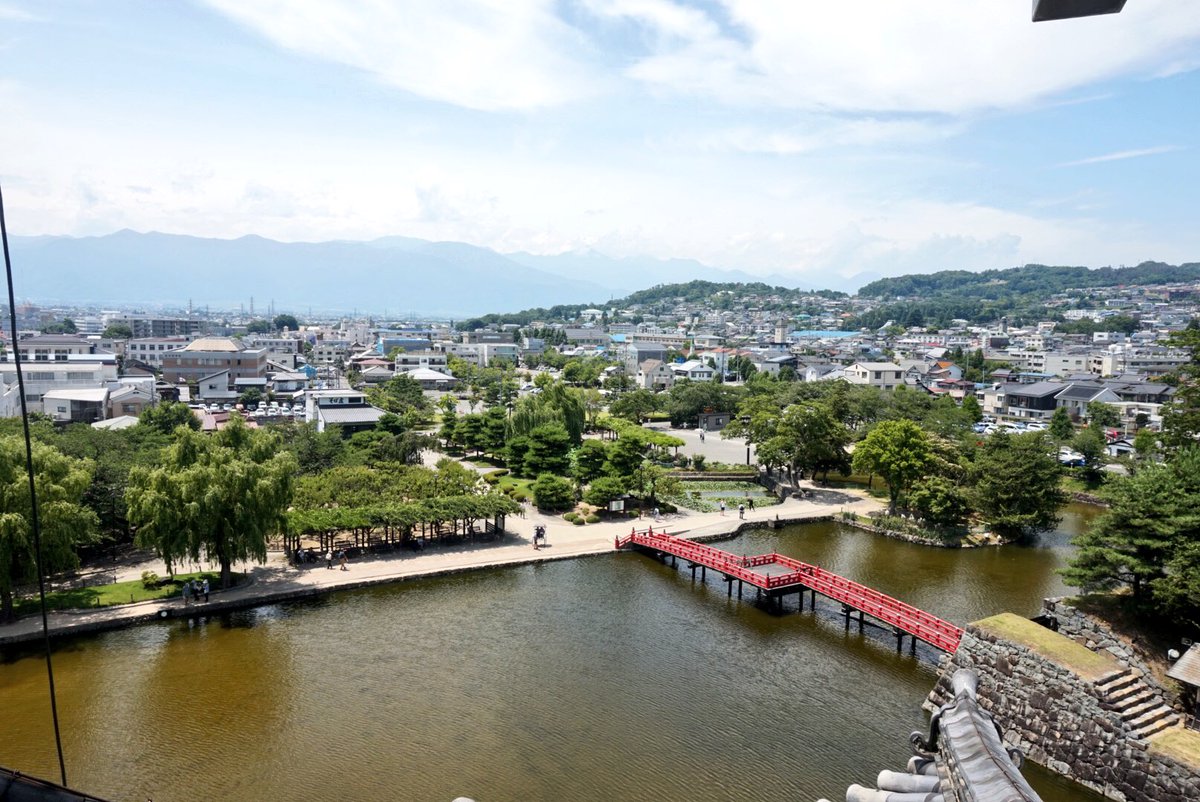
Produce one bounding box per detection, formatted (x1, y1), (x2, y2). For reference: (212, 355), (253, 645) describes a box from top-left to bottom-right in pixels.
(504, 249), (812, 296)
(7, 231), (811, 316)
(7, 231), (611, 317)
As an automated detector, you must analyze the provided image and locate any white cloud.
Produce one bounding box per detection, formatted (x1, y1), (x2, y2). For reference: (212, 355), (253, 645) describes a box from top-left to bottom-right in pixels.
(618, 0), (1200, 114)
(201, 0), (601, 110)
(1058, 145), (1183, 167)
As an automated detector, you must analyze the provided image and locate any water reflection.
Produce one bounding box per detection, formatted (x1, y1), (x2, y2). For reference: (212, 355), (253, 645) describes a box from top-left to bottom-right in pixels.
(0, 506), (1105, 802)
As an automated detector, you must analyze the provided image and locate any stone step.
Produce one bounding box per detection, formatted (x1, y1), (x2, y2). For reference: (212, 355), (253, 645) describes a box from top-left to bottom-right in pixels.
(1138, 716), (1181, 739)
(1127, 706), (1176, 732)
(1096, 667), (1133, 686)
(1107, 683), (1154, 706)
(1119, 697), (1165, 721)
(1097, 670), (1140, 695)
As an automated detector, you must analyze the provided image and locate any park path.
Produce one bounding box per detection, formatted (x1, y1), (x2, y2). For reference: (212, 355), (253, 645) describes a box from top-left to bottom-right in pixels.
(0, 479), (881, 646)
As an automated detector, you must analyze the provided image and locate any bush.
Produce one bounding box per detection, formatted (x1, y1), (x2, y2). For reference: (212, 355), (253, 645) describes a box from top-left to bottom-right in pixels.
(691, 455), (706, 471)
(512, 490), (529, 503)
(585, 514), (600, 524)
(573, 517), (586, 526)
(563, 512), (579, 523)
(141, 570), (159, 590)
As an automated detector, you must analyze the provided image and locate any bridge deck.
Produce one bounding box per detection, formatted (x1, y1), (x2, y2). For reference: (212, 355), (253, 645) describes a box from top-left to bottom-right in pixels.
(616, 529), (963, 653)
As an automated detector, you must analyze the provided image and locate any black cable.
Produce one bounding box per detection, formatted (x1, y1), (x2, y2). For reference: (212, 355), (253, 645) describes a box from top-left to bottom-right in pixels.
(0, 179), (69, 786)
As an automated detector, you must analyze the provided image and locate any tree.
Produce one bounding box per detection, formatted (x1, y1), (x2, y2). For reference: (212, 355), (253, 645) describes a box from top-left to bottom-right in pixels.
(246, 319), (272, 334)
(1071, 426), (1107, 479)
(851, 420), (933, 513)
(583, 475), (627, 508)
(238, 387), (264, 407)
(525, 423), (572, 476)
(1161, 323), (1200, 450)
(665, 381), (743, 427)
(767, 403), (851, 481)
(1060, 452), (1200, 602)
(531, 474), (574, 511)
(126, 416), (296, 588)
(283, 422), (345, 474)
(960, 394), (983, 423)
(41, 318), (77, 334)
(610, 389), (661, 424)
(970, 432), (1064, 540)
(0, 438), (99, 621)
(908, 476), (970, 530)
(572, 439), (610, 483)
(139, 401), (201, 434)
(1049, 406), (1075, 440)
(1086, 401), (1120, 429)
(102, 323), (133, 339)
(273, 314), (300, 331)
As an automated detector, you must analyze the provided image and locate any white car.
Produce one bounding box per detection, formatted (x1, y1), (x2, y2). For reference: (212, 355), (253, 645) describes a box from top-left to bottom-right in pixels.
(1025, 422), (1048, 432)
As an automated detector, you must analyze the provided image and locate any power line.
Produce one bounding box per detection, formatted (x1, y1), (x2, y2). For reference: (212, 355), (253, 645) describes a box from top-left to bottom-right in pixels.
(0, 180), (69, 785)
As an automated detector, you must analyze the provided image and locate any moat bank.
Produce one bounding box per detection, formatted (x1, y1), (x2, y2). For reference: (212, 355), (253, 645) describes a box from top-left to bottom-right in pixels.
(0, 507), (1105, 802)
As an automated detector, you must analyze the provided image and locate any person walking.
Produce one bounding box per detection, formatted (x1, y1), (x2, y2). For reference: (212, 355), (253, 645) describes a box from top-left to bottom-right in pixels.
(738, 503), (745, 520)
(202, 578), (210, 602)
(719, 500), (726, 516)
(748, 497), (755, 511)
(181, 580), (192, 606)
(339, 549), (348, 571)
(325, 548), (333, 570)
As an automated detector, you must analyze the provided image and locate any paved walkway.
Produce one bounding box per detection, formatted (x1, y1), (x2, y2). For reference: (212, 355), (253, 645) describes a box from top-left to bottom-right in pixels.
(0, 483), (881, 646)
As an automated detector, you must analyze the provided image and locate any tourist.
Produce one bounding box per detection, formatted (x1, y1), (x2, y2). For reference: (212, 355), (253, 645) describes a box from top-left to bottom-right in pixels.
(202, 578), (210, 602)
(339, 549), (348, 571)
(699, 429), (705, 442)
(748, 497), (755, 511)
(181, 580), (192, 606)
(738, 503), (745, 520)
(326, 548), (333, 569)
(652, 507), (660, 521)
(192, 579), (203, 601)
(719, 500), (726, 516)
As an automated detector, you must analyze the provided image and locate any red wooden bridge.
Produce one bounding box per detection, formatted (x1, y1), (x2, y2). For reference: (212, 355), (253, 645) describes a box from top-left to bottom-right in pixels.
(616, 528), (963, 654)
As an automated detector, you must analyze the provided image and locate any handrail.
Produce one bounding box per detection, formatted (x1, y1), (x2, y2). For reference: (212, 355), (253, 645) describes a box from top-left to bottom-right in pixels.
(617, 530), (963, 652)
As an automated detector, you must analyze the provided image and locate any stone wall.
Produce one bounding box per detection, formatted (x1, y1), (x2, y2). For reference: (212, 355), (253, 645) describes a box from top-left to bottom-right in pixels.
(1042, 597), (1171, 702)
(931, 627), (1199, 802)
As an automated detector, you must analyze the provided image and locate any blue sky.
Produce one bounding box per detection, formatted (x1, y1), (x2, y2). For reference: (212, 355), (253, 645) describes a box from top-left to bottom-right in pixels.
(2, 0), (1198, 286)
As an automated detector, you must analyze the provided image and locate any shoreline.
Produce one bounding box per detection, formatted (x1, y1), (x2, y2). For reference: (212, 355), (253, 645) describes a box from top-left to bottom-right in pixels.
(0, 493), (879, 648)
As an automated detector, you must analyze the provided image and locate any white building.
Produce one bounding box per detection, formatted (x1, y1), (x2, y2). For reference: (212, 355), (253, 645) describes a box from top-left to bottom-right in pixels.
(127, 336), (193, 368)
(844, 362), (903, 391)
(0, 353), (119, 410)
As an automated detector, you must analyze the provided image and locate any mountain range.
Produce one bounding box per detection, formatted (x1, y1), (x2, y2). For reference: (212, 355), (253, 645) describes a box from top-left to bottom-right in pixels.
(8, 230), (811, 317)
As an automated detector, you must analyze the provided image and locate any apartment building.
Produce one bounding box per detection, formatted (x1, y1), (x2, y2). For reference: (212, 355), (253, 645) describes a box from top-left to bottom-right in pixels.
(160, 337), (269, 384)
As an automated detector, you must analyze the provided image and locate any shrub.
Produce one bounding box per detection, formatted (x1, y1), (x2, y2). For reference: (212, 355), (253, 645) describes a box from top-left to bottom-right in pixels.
(512, 490), (529, 503)
(141, 570), (159, 590)
(532, 473), (575, 511)
(573, 517), (586, 526)
(585, 514), (600, 524)
(691, 455), (706, 471)
(563, 512), (579, 522)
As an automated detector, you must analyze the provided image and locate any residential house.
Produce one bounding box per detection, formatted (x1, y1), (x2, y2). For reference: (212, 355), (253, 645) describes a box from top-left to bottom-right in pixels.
(672, 360), (715, 382)
(302, 389), (387, 435)
(160, 337), (269, 384)
(844, 362), (903, 390)
(635, 359), (674, 391)
(42, 388), (109, 423)
(196, 369), (238, 404)
(1002, 381), (1063, 421)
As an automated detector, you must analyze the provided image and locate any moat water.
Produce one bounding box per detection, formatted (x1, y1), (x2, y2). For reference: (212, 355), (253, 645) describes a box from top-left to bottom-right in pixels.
(1, 505), (1107, 802)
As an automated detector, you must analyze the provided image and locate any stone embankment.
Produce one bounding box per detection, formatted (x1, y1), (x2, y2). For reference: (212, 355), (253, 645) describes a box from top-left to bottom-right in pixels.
(930, 614), (1196, 802)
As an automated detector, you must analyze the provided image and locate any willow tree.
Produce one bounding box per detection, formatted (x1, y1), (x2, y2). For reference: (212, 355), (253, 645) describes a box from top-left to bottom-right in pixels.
(0, 437), (98, 622)
(126, 416), (296, 588)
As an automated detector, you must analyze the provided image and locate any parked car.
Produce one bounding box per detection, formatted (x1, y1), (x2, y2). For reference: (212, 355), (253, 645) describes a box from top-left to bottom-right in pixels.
(1026, 422), (1048, 432)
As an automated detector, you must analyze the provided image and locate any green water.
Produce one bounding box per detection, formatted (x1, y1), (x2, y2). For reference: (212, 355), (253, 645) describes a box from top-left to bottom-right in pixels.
(0, 505), (1106, 802)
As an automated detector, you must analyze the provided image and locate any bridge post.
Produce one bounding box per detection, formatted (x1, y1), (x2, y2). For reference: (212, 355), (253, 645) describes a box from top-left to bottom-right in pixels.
(894, 629), (904, 653)
(843, 604), (852, 631)
(910, 634), (917, 655)
(859, 610), (865, 633)
(737, 580), (743, 599)
(701, 566), (706, 581)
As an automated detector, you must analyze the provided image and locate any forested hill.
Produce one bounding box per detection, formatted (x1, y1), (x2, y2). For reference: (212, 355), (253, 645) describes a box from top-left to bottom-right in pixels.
(858, 261), (1200, 301)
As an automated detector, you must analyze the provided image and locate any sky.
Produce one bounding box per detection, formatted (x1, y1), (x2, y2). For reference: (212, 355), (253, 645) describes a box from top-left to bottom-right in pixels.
(2, 0), (1199, 287)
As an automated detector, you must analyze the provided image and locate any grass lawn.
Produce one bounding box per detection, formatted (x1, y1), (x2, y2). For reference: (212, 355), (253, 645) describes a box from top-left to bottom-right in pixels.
(1149, 727), (1200, 769)
(973, 612), (1119, 682)
(14, 571), (242, 618)
(1060, 473), (1110, 494)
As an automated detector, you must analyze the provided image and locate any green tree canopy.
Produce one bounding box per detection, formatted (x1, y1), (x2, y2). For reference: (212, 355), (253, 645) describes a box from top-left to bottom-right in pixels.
(126, 416), (296, 587)
(102, 323), (133, 339)
(0, 438), (99, 621)
(851, 419), (932, 513)
(1049, 406), (1075, 440)
(139, 401), (201, 434)
(273, 314), (300, 331)
(1061, 449), (1200, 612)
(970, 432), (1064, 540)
